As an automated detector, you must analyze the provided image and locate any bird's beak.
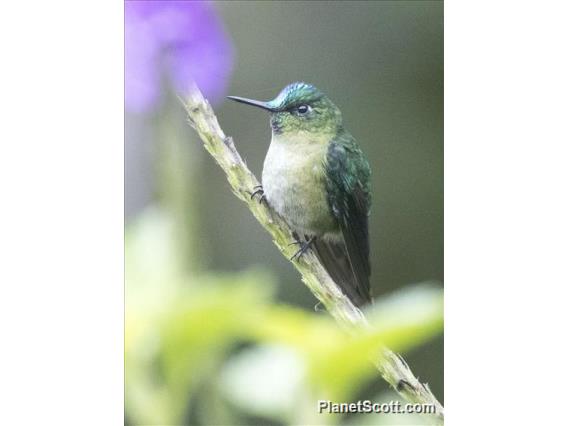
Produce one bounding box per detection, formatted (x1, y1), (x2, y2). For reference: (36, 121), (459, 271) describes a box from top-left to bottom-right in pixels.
(227, 96), (276, 112)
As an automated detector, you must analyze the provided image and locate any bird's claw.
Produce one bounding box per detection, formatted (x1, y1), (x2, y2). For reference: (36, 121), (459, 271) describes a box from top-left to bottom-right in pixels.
(250, 186), (266, 204)
(289, 236), (315, 261)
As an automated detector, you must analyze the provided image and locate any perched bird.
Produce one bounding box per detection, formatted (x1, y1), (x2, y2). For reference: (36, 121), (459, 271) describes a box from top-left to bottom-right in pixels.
(228, 82), (372, 307)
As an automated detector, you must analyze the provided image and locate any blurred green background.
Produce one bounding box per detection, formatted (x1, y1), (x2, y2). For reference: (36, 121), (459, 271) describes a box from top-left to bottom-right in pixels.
(125, 1), (443, 425)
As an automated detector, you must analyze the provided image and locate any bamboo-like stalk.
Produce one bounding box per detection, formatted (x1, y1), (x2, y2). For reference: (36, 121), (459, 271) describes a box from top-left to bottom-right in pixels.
(183, 86), (444, 424)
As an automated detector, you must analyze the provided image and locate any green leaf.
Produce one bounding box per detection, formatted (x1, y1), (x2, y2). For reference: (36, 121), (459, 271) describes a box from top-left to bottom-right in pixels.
(249, 283), (443, 402)
(219, 345), (306, 421)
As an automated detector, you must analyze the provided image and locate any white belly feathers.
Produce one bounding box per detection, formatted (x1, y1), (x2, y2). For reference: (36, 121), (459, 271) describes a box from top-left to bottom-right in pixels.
(262, 135), (337, 235)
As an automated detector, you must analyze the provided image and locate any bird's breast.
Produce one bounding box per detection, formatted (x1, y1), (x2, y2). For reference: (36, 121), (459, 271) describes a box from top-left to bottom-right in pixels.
(262, 136), (338, 236)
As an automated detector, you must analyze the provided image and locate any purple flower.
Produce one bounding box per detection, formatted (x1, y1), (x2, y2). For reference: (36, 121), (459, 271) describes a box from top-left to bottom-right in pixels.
(125, 0), (233, 113)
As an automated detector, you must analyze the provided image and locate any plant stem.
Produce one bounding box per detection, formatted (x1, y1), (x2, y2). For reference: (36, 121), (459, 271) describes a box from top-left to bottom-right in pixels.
(182, 86), (444, 424)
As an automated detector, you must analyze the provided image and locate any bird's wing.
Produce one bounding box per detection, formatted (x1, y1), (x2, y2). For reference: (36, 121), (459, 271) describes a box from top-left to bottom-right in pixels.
(312, 238), (371, 307)
(313, 132), (372, 307)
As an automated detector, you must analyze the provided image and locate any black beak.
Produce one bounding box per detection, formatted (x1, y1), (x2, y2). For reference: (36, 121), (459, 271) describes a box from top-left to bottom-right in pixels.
(227, 96), (275, 111)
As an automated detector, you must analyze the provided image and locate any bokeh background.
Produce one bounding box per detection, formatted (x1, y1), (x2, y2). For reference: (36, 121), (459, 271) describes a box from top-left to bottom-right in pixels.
(125, 1), (443, 425)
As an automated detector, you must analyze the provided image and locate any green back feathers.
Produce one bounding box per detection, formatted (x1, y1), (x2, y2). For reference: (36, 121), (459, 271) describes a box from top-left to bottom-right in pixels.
(318, 130), (372, 306)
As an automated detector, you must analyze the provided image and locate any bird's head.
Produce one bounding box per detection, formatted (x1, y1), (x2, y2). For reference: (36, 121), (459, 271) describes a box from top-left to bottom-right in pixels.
(228, 82), (342, 137)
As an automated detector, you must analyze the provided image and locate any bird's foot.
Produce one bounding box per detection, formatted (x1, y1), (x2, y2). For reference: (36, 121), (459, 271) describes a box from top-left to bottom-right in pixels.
(314, 301), (325, 312)
(289, 236), (316, 261)
(250, 185), (266, 204)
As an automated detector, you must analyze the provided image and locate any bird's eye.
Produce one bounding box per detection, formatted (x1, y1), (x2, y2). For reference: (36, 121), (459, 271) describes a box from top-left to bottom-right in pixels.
(297, 104), (310, 114)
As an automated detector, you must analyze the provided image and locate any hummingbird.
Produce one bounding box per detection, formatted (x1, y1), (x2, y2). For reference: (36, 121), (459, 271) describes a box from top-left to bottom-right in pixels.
(228, 82), (372, 307)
